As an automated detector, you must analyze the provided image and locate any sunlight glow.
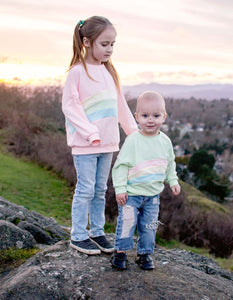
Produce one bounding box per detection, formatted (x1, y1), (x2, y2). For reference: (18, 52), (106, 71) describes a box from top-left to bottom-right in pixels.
(0, 0), (232, 87)
(115, 62), (233, 85)
(0, 63), (66, 86)
(1, 62), (232, 87)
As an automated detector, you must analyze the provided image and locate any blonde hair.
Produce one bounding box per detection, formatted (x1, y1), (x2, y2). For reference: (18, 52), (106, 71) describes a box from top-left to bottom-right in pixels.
(69, 16), (120, 91)
(136, 91), (167, 113)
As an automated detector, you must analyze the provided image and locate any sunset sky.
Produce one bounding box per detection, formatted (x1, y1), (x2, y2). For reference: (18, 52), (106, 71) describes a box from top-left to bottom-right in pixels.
(0, 0), (232, 86)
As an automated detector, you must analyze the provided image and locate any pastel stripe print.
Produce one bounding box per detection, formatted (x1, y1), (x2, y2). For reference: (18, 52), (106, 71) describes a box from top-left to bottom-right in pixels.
(66, 118), (76, 134)
(127, 159), (168, 185)
(127, 173), (166, 185)
(82, 90), (117, 122)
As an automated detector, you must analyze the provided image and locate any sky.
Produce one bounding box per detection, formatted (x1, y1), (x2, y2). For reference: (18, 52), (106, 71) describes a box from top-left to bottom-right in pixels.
(0, 0), (233, 86)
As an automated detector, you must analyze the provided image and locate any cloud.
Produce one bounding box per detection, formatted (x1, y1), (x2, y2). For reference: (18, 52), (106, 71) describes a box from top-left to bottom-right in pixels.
(0, 0), (233, 84)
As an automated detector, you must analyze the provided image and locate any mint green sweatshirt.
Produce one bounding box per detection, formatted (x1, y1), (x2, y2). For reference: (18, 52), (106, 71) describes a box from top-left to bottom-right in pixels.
(112, 131), (178, 196)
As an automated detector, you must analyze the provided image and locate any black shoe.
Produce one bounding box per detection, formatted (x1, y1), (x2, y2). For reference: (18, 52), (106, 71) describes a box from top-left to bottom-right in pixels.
(135, 254), (155, 270)
(70, 239), (101, 255)
(111, 251), (127, 270)
(90, 235), (114, 253)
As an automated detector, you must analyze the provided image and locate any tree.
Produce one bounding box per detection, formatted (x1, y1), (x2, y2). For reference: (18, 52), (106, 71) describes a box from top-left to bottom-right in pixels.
(188, 150), (230, 202)
(188, 150), (215, 175)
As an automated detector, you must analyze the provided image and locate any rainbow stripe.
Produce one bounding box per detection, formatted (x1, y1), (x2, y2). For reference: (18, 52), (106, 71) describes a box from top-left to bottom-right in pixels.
(127, 159), (168, 185)
(82, 90), (117, 122)
(66, 118), (76, 134)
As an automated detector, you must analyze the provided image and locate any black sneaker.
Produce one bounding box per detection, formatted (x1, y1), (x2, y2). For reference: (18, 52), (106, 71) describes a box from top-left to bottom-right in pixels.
(90, 235), (114, 253)
(70, 239), (101, 255)
(111, 251), (127, 270)
(135, 254), (155, 270)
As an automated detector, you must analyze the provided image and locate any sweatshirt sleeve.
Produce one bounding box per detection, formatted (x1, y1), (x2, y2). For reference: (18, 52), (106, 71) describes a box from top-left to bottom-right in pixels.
(165, 142), (179, 187)
(117, 89), (138, 135)
(62, 69), (100, 144)
(112, 136), (133, 194)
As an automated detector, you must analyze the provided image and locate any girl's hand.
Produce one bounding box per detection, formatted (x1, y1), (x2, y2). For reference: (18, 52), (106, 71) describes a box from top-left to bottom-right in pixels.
(171, 184), (181, 196)
(92, 139), (100, 146)
(116, 193), (128, 206)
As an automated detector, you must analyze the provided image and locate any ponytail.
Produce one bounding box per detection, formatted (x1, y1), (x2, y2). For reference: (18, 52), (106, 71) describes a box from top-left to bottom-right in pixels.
(69, 16), (121, 92)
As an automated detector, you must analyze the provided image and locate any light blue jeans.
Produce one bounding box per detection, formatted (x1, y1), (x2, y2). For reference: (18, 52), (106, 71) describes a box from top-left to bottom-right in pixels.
(71, 153), (113, 241)
(114, 195), (160, 254)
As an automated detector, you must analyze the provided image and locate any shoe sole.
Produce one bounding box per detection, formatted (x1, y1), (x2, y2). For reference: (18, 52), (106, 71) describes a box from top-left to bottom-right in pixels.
(89, 237), (115, 253)
(70, 241), (101, 255)
(137, 265), (155, 270)
(136, 262), (155, 270)
(135, 259), (155, 270)
(111, 264), (127, 270)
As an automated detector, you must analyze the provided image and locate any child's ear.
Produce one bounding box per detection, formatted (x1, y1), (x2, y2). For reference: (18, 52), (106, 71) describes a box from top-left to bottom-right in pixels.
(134, 112), (139, 122)
(83, 37), (91, 48)
(162, 113), (167, 123)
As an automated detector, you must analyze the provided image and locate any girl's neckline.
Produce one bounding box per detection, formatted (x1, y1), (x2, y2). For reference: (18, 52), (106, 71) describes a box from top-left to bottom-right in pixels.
(86, 62), (105, 67)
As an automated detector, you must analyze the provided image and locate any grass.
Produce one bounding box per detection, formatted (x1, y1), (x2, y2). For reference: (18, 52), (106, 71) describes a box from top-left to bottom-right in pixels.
(0, 248), (41, 275)
(180, 181), (230, 214)
(0, 152), (73, 226)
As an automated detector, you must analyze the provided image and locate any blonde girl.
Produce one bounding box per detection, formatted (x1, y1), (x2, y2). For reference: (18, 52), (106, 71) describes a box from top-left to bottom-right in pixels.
(62, 16), (138, 255)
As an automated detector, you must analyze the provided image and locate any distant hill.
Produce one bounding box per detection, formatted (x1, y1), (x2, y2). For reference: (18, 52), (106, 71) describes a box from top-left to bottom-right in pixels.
(122, 83), (233, 100)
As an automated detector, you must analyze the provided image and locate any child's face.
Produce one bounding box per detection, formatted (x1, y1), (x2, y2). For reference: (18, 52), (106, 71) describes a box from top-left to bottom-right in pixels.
(84, 26), (116, 65)
(135, 97), (167, 136)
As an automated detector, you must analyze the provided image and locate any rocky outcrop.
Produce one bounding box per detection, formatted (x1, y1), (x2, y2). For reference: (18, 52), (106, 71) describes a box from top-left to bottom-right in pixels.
(0, 197), (69, 249)
(0, 236), (232, 300)
(0, 197), (232, 299)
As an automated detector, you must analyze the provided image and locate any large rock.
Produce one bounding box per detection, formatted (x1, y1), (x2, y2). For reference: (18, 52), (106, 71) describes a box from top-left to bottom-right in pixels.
(0, 220), (36, 249)
(0, 197), (69, 248)
(0, 234), (232, 299)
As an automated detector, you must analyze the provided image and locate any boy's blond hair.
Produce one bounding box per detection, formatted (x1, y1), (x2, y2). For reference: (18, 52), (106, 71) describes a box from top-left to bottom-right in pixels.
(136, 91), (167, 114)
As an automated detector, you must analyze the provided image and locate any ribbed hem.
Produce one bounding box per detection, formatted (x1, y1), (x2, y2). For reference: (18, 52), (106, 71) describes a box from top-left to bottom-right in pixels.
(71, 145), (119, 155)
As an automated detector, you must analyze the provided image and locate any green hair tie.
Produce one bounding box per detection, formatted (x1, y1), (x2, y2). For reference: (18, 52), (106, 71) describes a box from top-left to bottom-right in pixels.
(78, 20), (84, 28)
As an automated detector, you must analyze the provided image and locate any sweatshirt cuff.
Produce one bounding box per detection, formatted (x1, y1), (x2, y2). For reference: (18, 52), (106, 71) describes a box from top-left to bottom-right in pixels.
(88, 132), (100, 144)
(168, 179), (179, 187)
(115, 186), (127, 195)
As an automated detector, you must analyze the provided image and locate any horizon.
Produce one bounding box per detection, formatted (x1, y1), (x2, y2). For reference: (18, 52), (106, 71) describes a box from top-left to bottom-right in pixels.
(0, 0), (233, 86)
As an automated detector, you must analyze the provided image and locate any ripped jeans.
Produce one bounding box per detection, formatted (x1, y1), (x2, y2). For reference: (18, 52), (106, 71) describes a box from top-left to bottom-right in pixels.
(114, 195), (160, 254)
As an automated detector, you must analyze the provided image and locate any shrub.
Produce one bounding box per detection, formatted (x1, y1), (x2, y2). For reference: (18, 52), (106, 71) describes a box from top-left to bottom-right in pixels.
(188, 150), (215, 175)
(175, 156), (189, 165)
(158, 184), (233, 258)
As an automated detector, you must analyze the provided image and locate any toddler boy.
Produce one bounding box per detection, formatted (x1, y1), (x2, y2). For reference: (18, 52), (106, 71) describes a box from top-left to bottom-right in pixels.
(111, 91), (180, 270)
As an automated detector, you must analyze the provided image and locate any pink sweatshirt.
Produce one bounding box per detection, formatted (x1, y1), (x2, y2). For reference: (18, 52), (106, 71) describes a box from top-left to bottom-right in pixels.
(62, 63), (138, 155)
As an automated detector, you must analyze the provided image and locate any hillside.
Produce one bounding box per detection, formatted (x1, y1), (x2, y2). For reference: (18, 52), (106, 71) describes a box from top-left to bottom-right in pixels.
(0, 152), (73, 226)
(0, 151), (232, 262)
(0, 83), (232, 258)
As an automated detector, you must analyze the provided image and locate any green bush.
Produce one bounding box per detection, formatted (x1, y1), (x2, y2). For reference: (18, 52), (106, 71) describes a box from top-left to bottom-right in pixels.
(188, 150), (215, 175)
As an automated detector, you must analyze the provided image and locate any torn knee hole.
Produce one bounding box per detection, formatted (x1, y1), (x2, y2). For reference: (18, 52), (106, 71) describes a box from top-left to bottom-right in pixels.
(145, 220), (163, 230)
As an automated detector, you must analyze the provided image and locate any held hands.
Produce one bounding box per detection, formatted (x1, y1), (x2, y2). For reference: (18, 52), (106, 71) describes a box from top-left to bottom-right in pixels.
(116, 193), (128, 206)
(171, 184), (181, 196)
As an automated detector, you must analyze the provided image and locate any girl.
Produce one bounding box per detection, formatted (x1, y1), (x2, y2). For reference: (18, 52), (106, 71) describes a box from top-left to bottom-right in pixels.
(62, 16), (138, 255)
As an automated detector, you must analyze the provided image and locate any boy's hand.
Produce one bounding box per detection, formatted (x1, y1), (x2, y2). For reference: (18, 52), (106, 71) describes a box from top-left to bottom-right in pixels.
(171, 184), (181, 196)
(116, 193), (128, 206)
